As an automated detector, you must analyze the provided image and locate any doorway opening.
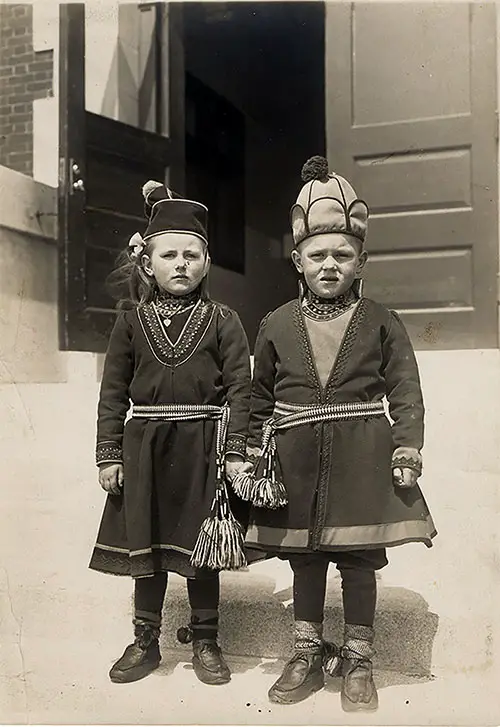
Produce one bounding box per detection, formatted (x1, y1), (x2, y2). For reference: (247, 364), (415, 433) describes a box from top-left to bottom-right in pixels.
(183, 2), (325, 279)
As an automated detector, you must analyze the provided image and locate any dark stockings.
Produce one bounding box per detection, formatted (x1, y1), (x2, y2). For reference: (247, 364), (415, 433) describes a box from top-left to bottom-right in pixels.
(289, 555), (377, 627)
(133, 571), (221, 640)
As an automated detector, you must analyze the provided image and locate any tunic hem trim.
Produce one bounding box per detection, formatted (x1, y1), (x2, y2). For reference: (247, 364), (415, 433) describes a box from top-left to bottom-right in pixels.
(94, 543), (192, 556)
(245, 519), (437, 550)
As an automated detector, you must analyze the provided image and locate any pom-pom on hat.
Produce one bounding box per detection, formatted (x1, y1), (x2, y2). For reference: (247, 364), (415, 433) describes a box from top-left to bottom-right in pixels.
(141, 181), (208, 245)
(291, 156), (369, 246)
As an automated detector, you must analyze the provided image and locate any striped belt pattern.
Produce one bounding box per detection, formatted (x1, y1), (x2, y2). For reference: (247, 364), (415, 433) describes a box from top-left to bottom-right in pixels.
(132, 403), (227, 421)
(260, 400), (385, 451)
(272, 400), (385, 427)
(131, 403), (230, 473)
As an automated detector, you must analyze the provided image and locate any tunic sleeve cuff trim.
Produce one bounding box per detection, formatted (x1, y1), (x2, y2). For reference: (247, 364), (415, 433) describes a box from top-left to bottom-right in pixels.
(392, 447), (422, 475)
(226, 434), (247, 457)
(96, 442), (123, 466)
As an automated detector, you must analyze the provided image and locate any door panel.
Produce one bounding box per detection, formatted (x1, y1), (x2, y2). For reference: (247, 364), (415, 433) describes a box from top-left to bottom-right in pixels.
(58, 3), (184, 352)
(325, 2), (498, 349)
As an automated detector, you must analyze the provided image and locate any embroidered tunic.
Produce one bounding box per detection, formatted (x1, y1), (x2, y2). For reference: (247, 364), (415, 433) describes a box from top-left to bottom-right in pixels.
(245, 297), (437, 555)
(89, 298), (251, 579)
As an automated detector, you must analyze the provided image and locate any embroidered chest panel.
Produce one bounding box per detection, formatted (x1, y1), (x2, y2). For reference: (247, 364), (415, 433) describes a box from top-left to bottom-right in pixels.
(137, 300), (216, 367)
(292, 298), (366, 402)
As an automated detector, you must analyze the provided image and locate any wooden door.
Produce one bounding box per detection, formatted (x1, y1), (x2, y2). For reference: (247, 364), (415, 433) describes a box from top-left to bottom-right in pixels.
(325, 2), (498, 349)
(58, 3), (184, 352)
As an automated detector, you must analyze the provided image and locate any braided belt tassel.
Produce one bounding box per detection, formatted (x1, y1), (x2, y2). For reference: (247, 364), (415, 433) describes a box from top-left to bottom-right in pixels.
(190, 405), (247, 571)
(251, 434), (288, 509)
(231, 422), (288, 509)
(230, 469), (255, 502)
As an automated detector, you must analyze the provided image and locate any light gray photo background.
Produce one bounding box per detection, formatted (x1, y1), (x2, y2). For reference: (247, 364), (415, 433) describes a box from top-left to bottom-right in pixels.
(0, 0), (499, 724)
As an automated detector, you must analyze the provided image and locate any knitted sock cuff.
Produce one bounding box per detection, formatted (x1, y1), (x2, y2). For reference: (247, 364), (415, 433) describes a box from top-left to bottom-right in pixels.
(343, 623), (375, 660)
(294, 620), (323, 654)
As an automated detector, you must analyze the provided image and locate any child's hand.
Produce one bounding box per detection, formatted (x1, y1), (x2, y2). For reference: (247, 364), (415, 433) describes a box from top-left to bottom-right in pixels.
(393, 467), (418, 489)
(246, 446), (261, 464)
(99, 463), (124, 495)
(225, 455), (252, 482)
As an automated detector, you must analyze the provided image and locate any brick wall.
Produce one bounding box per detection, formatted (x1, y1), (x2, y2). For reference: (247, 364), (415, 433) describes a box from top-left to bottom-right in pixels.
(0, 4), (54, 177)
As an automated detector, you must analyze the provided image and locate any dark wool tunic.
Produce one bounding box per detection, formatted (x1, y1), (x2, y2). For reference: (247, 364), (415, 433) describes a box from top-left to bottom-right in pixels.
(89, 299), (252, 579)
(245, 297), (437, 555)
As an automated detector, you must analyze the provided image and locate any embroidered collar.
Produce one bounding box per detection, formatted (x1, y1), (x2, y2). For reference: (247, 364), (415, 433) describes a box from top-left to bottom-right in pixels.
(137, 298), (216, 367)
(302, 288), (357, 321)
(154, 288), (200, 327)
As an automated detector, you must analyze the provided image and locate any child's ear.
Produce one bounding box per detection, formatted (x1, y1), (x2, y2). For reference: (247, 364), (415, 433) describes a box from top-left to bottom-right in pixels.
(142, 254), (154, 276)
(203, 253), (211, 277)
(291, 249), (303, 274)
(356, 249), (368, 276)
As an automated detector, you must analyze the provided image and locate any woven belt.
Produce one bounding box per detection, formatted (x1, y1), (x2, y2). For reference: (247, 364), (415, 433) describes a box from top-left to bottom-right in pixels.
(131, 403), (230, 477)
(262, 400), (385, 447)
(254, 399), (386, 477)
(271, 400), (385, 428)
(231, 400), (386, 511)
(130, 403), (247, 571)
(132, 403), (227, 422)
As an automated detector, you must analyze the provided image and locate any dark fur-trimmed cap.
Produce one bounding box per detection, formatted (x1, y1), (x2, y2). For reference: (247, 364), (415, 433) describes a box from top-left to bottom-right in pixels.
(142, 181), (208, 245)
(290, 156), (369, 246)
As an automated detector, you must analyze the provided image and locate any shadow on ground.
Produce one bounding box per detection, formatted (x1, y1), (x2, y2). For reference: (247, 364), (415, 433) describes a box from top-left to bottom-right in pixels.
(159, 570), (439, 686)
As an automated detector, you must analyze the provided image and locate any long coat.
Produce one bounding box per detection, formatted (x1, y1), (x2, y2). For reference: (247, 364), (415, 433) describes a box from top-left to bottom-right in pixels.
(245, 297), (437, 555)
(89, 298), (251, 579)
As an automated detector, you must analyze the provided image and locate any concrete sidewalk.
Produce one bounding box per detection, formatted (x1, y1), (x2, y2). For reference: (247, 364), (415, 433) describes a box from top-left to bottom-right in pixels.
(1, 350), (500, 724)
(0, 463), (498, 725)
(2, 648), (499, 726)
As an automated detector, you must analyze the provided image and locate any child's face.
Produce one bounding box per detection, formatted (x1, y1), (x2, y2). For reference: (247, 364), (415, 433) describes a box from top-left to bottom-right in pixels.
(143, 233), (209, 296)
(291, 233), (367, 299)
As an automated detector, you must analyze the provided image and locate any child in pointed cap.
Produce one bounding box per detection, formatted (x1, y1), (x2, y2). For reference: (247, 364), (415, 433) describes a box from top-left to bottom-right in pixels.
(90, 181), (252, 687)
(233, 156), (436, 710)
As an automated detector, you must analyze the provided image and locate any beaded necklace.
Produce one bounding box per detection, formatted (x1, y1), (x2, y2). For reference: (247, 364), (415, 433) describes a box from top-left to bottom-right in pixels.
(154, 289), (200, 327)
(302, 288), (357, 322)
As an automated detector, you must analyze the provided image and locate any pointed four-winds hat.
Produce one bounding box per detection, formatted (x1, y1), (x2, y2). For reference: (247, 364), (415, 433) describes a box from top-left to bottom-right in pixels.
(291, 156), (369, 246)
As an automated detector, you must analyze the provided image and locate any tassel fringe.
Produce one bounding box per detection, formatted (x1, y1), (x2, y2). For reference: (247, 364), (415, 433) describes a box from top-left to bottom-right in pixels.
(190, 484), (247, 571)
(190, 404), (247, 571)
(248, 432), (288, 509)
(231, 472), (255, 501)
(251, 476), (288, 509)
(231, 469), (288, 509)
